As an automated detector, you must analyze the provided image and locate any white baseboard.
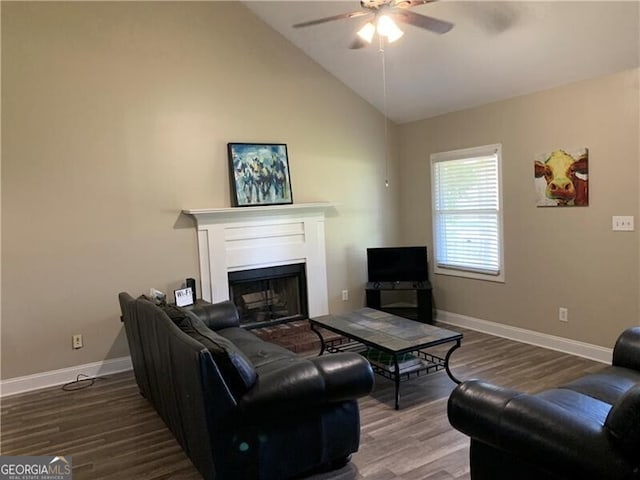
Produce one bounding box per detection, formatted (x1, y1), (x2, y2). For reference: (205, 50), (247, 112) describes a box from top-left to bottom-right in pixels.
(0, 356), (133, 397)
(436, 310), (612, 364)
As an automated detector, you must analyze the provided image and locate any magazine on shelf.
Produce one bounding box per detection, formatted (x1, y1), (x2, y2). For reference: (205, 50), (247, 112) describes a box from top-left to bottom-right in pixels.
(364, 349), (423, 373)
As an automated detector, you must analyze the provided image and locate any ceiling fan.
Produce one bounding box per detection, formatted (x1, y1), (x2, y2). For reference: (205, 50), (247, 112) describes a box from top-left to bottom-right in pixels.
(293, 0), (454, 49)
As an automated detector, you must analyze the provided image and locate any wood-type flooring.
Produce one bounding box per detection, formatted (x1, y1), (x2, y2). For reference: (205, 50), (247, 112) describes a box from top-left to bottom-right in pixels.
(0, 326), (607, 479)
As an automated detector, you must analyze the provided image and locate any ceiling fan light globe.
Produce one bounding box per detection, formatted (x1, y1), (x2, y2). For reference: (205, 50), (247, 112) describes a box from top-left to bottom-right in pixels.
(357, 22), (376, 43)
(386, 28), (404, 43)
(376, 14), (393, 34)
(377, 14), (403, 41)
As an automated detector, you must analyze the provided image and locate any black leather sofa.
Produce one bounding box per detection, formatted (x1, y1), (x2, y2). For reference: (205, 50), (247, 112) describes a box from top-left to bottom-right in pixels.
(118, 292), (374, 480)
(448, 327), (640, 480)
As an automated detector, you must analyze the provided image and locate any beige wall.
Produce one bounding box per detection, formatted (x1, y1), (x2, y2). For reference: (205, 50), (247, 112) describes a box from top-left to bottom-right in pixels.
(4, 2), (636, 381)
(1, 2), (399, 379)
(398, 68), (640, 348)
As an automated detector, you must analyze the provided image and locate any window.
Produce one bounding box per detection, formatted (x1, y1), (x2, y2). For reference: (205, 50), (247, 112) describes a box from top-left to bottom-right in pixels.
(430, 144), (504, 282)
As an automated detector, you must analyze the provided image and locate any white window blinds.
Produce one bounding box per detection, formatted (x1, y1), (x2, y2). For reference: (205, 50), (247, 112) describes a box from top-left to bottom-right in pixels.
(431, 144), (503, 280)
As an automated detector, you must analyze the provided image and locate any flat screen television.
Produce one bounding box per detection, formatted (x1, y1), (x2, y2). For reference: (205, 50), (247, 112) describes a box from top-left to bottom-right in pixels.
(367, 246), (428, 283)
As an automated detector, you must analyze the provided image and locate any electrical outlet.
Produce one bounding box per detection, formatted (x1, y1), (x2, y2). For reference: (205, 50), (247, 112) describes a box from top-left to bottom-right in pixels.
(342, 289), (349, 301)
(612, 216), (634, 231)
(558, 307), (568, 322)
(72, 334), (83, 349)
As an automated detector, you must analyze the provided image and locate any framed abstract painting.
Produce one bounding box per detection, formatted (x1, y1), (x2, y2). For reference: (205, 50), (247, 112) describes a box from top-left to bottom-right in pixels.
(227, 143), (293, 207)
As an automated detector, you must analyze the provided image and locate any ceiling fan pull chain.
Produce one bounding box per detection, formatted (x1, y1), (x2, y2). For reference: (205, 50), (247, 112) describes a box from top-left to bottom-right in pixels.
(379, 36), (390, 188)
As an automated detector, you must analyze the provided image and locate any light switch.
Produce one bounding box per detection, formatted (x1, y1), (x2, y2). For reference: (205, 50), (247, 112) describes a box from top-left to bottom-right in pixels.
(612, 216), (634, 231)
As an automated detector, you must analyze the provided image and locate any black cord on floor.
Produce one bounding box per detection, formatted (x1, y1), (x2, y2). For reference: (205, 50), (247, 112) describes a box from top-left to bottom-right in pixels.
(62, 374), (100, 392)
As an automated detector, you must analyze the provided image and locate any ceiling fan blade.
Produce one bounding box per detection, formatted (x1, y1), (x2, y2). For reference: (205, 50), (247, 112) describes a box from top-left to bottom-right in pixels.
(293, 11), (369, 28)
(393, 10), (454, 34)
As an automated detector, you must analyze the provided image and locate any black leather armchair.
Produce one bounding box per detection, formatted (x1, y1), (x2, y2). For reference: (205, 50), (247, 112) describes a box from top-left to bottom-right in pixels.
(119, 293), (374, 480)
(448, 327), (640, 480)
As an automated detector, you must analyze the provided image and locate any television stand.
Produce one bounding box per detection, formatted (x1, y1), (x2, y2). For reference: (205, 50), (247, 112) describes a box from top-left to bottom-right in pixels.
(365, 281), (433, 324)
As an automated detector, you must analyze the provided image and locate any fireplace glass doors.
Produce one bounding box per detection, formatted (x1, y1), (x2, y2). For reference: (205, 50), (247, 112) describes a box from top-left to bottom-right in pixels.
(228, 263), (308, 329)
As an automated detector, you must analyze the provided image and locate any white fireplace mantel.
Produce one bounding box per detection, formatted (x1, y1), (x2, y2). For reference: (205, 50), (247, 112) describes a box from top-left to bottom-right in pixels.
(183, 202), (337, 225)
(182, 202), (337, 317)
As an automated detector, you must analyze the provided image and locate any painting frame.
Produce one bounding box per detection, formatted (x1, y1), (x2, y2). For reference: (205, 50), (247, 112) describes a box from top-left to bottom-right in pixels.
(534, 147), (589, 207)
(227, 142), (293, 207)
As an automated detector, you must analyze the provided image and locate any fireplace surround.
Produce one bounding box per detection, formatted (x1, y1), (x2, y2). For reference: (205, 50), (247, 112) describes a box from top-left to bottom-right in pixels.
(183, 203), (335, 319)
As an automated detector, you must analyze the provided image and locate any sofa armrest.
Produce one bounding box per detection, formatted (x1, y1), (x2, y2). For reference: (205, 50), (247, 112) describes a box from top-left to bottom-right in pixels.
(448, 380), (634, 479)
(188, 300), (240, 331)
(605, 385), (640, 458)
(448, 380), (522, 448)
(238, 354), (373, 417)
(309, 352), (374, 402)
(612, 327), (640, 371)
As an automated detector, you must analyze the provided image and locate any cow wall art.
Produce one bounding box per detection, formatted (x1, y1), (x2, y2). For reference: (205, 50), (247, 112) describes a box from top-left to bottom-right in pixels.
(534, 148), (589, 207)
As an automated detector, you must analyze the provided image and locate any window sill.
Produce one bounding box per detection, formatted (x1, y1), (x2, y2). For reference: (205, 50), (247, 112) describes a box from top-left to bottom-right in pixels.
(434, 267), (505, 283)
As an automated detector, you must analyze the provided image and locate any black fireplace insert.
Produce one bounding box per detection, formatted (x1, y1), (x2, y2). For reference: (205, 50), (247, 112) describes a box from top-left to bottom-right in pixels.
(228, 263), (308, 329)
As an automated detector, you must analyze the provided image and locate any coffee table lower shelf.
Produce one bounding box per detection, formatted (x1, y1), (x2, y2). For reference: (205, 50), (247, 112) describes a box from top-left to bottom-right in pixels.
(318, 336), (461, 410)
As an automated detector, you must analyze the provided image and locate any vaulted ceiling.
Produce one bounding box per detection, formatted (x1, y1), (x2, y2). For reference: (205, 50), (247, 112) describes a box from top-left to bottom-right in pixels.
(246, 1), (640, 124)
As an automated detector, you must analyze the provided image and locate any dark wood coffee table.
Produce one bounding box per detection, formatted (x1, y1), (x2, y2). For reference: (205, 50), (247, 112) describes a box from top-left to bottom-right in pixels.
(310, 308), (462, 410)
